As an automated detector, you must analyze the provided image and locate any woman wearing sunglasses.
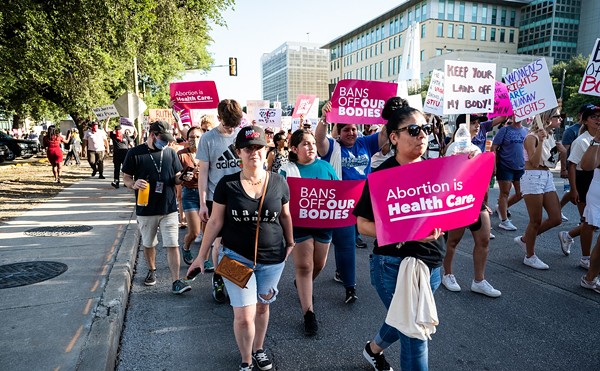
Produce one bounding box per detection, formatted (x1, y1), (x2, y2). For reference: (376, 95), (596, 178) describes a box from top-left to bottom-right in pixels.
(353, 98), (444, 371)
(316, 102), (388, 304)
(267, 132), (289, 173)
(440, 116), (501, 297)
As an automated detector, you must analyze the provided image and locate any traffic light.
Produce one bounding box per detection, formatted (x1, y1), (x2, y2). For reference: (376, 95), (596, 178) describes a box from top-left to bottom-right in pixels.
(229, 57), (237, 76)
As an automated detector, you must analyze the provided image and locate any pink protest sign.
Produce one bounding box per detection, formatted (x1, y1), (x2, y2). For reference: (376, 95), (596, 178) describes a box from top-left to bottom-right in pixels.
(488, 81), (514, 118)
(368, 153), (494, 245)
(170, 81), (219, 109)
(292, 95), (318, 119)
(287, 178), (365, 228)
(329, 79), (398, 125)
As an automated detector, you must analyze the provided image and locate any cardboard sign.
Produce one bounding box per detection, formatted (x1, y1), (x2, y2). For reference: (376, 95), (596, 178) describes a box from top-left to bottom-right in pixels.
(579, 38), (600, 97)
(256, 108), (282, 128)
(423, 70), (444, 115)
(247, 100), (270, 121)
(488, 81), (514, 118)
(329, 79), (398, 125)
(169, 81), (219, 109)
(368, 153), (494, 245)
(92, 105), (120, 120)
(443, 61), (496, 114)
(148, 109), (176, 126)
(291, 95), (319, 120)
(287, 178), (365, 228)
(504, 58), (557, 121)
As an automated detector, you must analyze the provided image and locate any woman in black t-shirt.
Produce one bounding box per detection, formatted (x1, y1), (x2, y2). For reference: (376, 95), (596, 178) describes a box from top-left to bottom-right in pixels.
(353, 99), (444, 371)
(187, 126), (294, 371)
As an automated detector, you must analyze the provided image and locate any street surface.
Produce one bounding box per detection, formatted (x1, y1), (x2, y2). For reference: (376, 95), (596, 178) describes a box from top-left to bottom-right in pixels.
(117, 170), (600, 371)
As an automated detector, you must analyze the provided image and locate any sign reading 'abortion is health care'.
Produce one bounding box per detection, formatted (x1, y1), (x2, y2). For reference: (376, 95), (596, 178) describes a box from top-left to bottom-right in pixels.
(287, 178), (365, 229)
(368, 153), (495, 245)
(579, 38), (600, 97)
(504, 58), (557, 121)
(170, 81), (219, 110)
(329, 80), (398, 125)
(443, 60), (496, 115)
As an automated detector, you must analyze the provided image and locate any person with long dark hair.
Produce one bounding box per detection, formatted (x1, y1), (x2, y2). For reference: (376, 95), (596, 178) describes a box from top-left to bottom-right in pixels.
(43, 125), (67, 183)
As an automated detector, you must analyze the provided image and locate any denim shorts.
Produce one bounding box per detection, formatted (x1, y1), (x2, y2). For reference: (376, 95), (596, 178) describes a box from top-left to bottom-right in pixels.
(137, 212), (179, 248)
(521, 169), (556, 195)
(219, 247), (285, 308)
(496, 163), (524, 182)
(293, 226), (333, 244)
(181, 187), (200, 212)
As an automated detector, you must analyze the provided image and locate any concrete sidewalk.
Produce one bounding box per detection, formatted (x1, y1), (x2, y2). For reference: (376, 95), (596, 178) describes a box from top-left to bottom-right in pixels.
(0, 164), (138, 371)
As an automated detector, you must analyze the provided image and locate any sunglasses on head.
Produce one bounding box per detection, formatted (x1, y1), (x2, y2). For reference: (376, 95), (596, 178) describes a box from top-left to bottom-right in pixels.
(395, 124), (433, 137)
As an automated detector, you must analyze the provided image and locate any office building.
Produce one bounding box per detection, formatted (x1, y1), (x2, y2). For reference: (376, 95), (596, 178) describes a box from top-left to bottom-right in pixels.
(261, 42), (329, 108)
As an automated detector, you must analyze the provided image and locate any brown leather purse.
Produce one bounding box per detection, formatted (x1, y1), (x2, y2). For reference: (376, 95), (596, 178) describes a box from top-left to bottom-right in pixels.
(215, 172), (269, 289)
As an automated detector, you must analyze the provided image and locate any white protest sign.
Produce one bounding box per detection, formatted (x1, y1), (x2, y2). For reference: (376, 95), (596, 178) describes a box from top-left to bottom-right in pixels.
(256, 108), (282, 128)
(407, 95), (423, 112)
(423, 70), (444, 115)
(504, 58), (557, 121)
(579, 38), (600, 97)
(92, 105), (120, 120)
(246, 100), (270, 121)
(443, 60), (496, 115)
(291, 118), (317, 132)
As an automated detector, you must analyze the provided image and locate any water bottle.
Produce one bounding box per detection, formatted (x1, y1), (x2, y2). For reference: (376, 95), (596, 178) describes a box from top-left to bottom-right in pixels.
(454, 123), (471, 154)
(564, 179), (570, 192)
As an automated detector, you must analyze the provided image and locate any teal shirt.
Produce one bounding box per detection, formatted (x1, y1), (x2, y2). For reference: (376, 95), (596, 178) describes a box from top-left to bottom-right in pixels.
(280, 158), (339, 180)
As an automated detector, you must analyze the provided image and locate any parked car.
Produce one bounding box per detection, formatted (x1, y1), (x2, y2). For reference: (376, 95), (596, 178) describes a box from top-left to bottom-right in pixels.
(0, 143), (8, 163)
(0, 132), (39, 161)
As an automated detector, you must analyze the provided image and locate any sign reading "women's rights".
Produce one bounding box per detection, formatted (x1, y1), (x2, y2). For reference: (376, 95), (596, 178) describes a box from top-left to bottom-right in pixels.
(170, 81), (219, 110)
(329, 79), (398, 125)
(368, 153), (494, 245)
(287, 178), (365, 228)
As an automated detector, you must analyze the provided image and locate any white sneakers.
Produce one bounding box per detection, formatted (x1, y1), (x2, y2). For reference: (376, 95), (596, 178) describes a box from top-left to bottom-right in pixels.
(558, 231), (574, 256)
(514, 236), (527, 253)
(442, 274), (461, 292)
(523, 255), (549, 270)
(442, 274), (501, 297)
(471, 280), (502, 298)
(580, 276), (600, 293)
(580, 258), (590, 270)
(561, 213), (569, 222)
(498, 219), (517, 231)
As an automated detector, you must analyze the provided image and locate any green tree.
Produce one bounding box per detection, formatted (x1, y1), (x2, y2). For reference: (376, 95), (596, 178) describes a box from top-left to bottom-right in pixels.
(551, 55), (600, 118)
(0, 0), (233, 129)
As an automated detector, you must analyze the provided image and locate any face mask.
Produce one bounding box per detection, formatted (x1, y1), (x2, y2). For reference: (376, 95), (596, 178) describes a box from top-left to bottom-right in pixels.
(154, 138), (168, 150)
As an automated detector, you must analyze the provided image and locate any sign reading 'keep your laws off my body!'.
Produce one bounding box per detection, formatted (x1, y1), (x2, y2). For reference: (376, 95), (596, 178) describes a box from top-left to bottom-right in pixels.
(443, 60), (496, 115)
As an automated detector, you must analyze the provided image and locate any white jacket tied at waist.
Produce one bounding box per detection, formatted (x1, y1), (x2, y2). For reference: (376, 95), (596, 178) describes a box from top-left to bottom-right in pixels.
(385, 257), (439, 341)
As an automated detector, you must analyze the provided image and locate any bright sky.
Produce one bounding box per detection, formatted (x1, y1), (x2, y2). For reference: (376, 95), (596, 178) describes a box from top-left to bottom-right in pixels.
(179, 0), (400, 105)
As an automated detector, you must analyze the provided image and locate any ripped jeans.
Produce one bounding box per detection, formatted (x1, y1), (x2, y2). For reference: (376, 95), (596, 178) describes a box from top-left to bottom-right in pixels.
(220, 247), (285, 308)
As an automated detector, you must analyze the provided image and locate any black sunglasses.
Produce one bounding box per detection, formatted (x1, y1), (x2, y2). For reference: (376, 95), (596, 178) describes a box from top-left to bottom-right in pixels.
(395, 124), (433, 137)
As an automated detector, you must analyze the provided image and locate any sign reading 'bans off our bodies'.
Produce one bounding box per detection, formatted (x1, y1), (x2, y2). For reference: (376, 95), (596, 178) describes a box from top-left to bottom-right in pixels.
(170, 81), (219, 110)
(579, 38), (600, 97)
(504, 58), (557, 121)
(368, 153), (494, 245)
(443, 60), (496, 115)
(329, 79), (398, 125)
(287, 178), (365, 228)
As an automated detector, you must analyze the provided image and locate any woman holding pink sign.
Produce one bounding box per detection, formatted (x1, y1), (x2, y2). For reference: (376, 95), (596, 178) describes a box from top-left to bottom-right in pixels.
(353, 99), (444, 371)
(515, 108), (565, 269)
(280, 129), (338, 337)
(316, 101), (388, 305)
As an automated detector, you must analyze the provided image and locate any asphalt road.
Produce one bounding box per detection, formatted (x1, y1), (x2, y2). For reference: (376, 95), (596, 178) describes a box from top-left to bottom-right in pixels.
(116, 172), (600, 371)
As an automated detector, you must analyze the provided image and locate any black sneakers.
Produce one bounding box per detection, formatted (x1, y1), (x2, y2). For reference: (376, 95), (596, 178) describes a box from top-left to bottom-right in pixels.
(356, 236), (367, 248)
(144, 270), (156, 286)
(111, 181), (119, 189)
(345, 287), (358, 304)
(252, 349), (273, 370)
(363, 341), (393, 371)
(212, 274), (228, 303)
(172, 279), (191, 295)
(304, 310), (318, 336)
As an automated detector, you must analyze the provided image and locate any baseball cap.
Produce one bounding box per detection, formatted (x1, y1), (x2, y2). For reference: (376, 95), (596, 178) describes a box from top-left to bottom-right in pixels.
(579, 103), (596, 114)
(236, 125), (267, 149)
(582, 105), (600, 120)
(264, 127), (274, 134)
(456, 114), (485, 125)
(149, 121), (175, 142)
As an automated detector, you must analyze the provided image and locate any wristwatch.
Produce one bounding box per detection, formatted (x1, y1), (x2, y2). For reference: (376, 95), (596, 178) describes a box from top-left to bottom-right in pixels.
(590, 140), (600, 146)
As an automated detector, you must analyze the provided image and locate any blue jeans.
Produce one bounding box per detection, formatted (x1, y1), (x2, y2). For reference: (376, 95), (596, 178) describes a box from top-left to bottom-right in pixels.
(332, 224), (356, 288)
(369, 254), (441, 371)
(219, 247), (285, 308)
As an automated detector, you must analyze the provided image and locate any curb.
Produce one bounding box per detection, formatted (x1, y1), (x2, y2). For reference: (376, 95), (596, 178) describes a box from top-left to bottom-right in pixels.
(78, 212), (139, 371)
